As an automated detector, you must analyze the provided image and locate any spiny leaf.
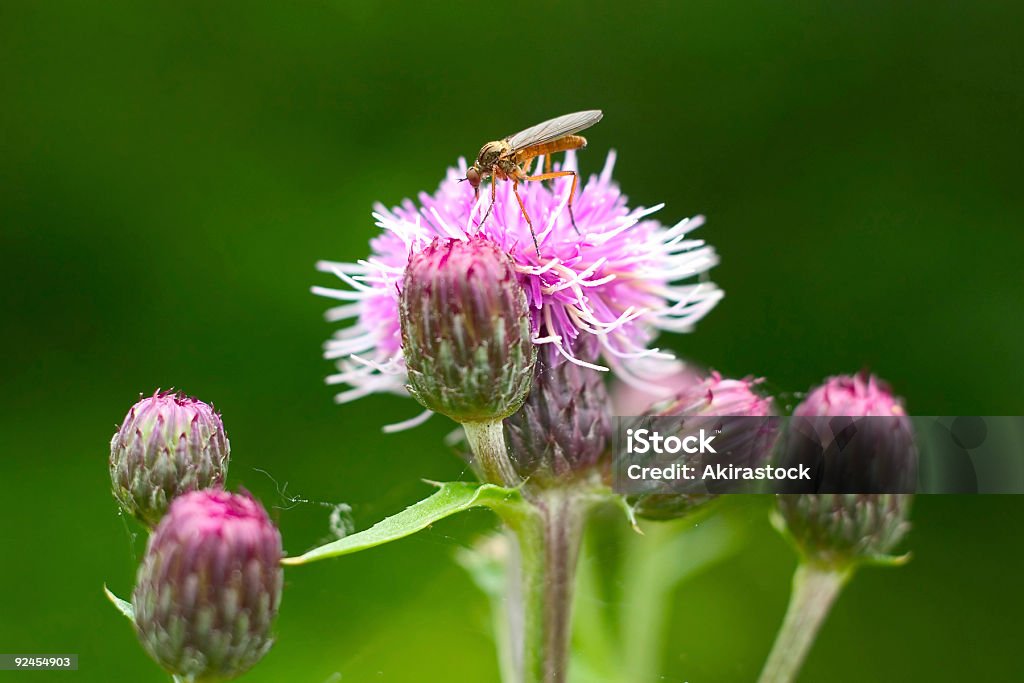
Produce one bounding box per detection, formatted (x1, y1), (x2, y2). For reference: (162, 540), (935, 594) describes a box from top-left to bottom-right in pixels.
(103, 584), (135, 624)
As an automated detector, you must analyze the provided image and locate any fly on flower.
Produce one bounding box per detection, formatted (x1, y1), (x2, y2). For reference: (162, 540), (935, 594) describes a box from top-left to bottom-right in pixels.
(464, 110), (603, 255)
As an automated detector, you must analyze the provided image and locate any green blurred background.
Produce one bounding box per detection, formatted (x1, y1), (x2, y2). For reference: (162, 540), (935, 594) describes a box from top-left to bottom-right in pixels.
(2, 1), (1022, 681)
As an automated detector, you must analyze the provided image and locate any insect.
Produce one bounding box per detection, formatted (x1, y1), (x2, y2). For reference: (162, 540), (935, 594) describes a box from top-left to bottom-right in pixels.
(464, 109), (603, 255)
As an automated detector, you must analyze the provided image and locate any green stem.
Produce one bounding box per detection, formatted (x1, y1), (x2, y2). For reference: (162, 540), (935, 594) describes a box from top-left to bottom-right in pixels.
(504, 489), (585, 683)
(464, 420), (520, 487)
(757, 563), (850, 683)
(620, 521), (678, 683)
(619, 512), (746, 682)
(455, 536), (518, 683)
(571, 530), (619, 682)
(491, 569), (519, 683)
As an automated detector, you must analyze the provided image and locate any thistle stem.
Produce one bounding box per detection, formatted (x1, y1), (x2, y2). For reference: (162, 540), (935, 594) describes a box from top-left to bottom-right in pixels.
(463, 420), (520, 487)
(757, 563), (850, 683)
(620, 521), (678, 683)
(504, 489), (585, 683)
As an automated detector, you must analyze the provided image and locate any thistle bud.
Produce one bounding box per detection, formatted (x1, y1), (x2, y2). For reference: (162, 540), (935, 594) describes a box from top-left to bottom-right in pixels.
(633, 372), (779, 520)
(110, 391), (229, 528)
(652, 372), (775, 419)
(400, 236), (536, 423)
(776, 373), (915, 565)
(504, 347), (612, 486)
(132, 490), (283, 681)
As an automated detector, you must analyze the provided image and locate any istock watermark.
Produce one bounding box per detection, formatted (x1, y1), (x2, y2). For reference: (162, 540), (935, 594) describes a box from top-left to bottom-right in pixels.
(624, 426), (811, 483)
(625, 427), (719, 454)
(624, 461), (811, 483)
(613, 416), (1024, 495)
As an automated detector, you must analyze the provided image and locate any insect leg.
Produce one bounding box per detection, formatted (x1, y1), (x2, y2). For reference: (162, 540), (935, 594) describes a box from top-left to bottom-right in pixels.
(525, 170), (580, 235)
(479, 167), (499, 228)
(512, 179), (541, 256)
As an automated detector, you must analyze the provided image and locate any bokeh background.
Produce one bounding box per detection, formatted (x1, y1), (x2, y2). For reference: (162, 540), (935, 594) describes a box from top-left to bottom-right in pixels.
(2, 1), (1022, 681)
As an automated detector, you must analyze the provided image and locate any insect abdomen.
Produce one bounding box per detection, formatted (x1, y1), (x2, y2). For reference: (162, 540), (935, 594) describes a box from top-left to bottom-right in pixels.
(515, 135), (588, 164)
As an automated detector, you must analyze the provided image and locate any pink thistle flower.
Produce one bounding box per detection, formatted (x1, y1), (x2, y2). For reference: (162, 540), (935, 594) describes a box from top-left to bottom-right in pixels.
(650, 371), (776, 418)
(630, 370), (780, 520)
(794, 373), (907, 417)
(610, 363), (706, 416)
(780, 372), (917, 494)
(313, 152), (722, 424)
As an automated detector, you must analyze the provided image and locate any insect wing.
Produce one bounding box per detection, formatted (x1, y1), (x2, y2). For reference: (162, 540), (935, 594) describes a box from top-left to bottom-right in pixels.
(505, 110), (603, 150)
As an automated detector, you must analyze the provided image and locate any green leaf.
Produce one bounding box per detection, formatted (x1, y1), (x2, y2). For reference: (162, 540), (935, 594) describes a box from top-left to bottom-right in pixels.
(103, 584), (135, 624)
(770, 508), (912, 571)
(282, 481), (523, 566)
(860, 551), (912, 568)
(607, 491), (640, 532)
(455, 533), (517, 683)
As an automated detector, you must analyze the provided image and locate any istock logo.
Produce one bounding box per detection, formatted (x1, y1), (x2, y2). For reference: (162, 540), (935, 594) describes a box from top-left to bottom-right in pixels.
(626, 428), (717, 454)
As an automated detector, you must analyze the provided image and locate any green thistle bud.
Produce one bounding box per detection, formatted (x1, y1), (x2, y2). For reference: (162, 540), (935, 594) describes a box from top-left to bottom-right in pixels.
(504, 346), (611, 486)
(400, 236), (536, 424)
(132, 490), (283, 682)
(775, 374), (916, 565)
(776, 494), (912, 565)
(110, 391), (229, 528)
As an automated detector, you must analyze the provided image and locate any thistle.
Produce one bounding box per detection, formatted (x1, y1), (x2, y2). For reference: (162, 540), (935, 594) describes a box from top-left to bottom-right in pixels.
(774, 373), (916, 565)
(400, 235), (536, 425)
(631, 371), (779, 520)
(760, 374), (916, 683)
(313, 151), (722, 420)
(504, 345), (612, 487)
(110, 391), (229, 528)
(132, 490), (283, 682)
(304, 149), (727, 683)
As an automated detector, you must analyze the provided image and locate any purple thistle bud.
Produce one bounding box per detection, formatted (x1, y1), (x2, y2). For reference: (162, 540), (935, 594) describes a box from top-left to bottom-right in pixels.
(110, 391), (229, 528)
(504, 347), (612, 486)
(633, 372), (779, 520)
(132, 490), (283, 681)
(400, 235), (536, 424)
(776, 373), (915, 564)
